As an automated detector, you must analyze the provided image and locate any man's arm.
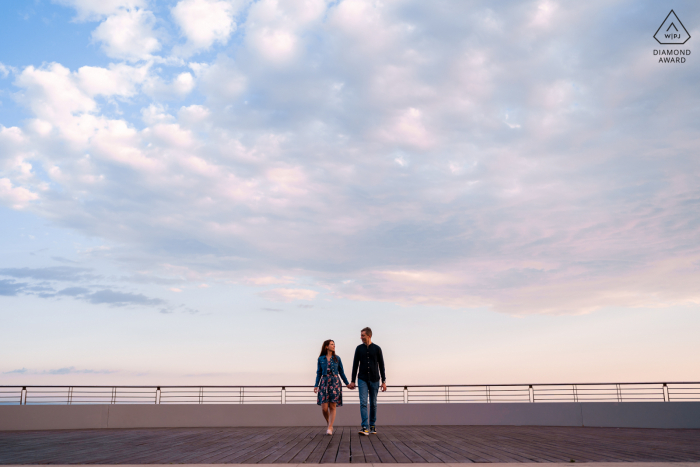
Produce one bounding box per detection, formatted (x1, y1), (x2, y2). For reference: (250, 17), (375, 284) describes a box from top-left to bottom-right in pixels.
(377, 346), (386, 383)
(351, 346), (359, 383)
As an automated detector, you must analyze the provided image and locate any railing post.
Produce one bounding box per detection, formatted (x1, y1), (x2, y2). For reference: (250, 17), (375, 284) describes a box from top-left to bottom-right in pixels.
(663, 383), (669, 402)
(486, 386), (491, 403)
(616, 383), (622, 402)
(446, 386), (449, 403)
(20, 387), (27, 405)
(404, 386), (408, 403)
(68, 387), (73, 405)
(111, 387), (116, 404)
(282, 386), (286, 404)
(529, 385), (534, 403)
(156, 387), (161, 404)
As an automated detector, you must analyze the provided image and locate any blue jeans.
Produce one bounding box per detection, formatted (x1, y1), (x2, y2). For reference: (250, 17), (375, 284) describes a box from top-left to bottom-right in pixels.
(357, 379), (379, 428)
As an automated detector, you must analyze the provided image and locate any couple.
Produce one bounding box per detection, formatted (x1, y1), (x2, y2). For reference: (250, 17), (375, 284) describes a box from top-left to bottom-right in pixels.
(314, 327), (386, 436)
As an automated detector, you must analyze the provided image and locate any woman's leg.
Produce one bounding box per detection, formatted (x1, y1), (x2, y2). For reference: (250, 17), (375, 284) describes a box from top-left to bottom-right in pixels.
(322, 403), (329, 425)
(328, 403), (337, 431)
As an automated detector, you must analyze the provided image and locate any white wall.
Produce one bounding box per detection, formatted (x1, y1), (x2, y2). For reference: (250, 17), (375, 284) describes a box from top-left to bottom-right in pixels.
(1, 403), (699, 431)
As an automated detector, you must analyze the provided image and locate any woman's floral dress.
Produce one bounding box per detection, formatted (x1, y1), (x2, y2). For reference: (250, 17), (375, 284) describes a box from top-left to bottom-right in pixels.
(317, 357), (343, 406)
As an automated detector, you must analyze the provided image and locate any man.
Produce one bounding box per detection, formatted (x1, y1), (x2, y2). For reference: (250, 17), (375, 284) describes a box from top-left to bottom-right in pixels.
(349, 327), (386, 435)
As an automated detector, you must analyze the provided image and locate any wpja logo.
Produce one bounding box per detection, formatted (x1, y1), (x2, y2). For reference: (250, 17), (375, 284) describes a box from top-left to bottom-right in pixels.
(653, 10), (691, 63)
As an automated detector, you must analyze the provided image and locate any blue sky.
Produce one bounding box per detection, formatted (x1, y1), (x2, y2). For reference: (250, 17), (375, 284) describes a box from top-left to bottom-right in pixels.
(1, 0), (699, 386)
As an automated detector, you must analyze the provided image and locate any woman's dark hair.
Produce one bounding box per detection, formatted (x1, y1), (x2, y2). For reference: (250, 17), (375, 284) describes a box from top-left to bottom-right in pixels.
(320, 339), (337, 361)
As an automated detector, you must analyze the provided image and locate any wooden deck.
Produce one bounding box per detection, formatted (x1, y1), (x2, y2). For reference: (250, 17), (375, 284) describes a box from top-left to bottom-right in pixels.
(1, 426), (700, 464)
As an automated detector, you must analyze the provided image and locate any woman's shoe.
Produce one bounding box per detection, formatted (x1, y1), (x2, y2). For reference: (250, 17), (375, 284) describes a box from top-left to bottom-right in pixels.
(326, 428), (333, 435)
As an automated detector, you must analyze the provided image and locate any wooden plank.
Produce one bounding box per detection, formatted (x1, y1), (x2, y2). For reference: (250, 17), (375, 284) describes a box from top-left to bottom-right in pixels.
(306, 429), (335, 463)
(320, 426), (344, 463)
(468, 426), (608, 463)
(131, 428), (259, 464)
(349, 428), (366, 463)
(358, 430), (381, 463)
(396, 425), (472, 463)
(409, 427), (475, 463)
(380, 427), (429, 463)
(432, 425), (543, 463)
(386, 426), (443, 463)
(335, 426), (352, 463)
(289, 431), (326, 463)
(367, 430), (397, 463)
(209, 428), (288, 463)
(429, 425), (553, 463)
(260, 426), (318, 464)
(373, 431), (412, 463)
(271, 428), (320, 464)
(242, 426), (310, 464)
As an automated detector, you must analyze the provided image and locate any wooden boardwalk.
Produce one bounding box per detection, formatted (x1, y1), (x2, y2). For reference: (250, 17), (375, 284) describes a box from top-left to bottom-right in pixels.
(1, 426), (700, 464)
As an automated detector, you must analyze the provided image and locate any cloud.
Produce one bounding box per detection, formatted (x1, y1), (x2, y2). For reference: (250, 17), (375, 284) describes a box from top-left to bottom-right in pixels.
(0, 178), (38, 209)
(0, 266), (94, 282)
(244, 276), (295, 286)
(2, 1), (700, 316)
(51, 256), (79, 264)
(171, 0), (240, 56)
(0, 280), (26, 296)
(259, 288), (318, 302)
(54, 0), (147, 21)
(3, 366), (116, 375)
(56, 287), (91, 296)
(0, 269), (169, 309)
(85, 289), (165, 306)
(44, 366), (116, 375)
(91, 8), (161, 61)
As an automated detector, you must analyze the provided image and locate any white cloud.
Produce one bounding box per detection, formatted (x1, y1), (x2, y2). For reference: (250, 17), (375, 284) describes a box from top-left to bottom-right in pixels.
(197, 56), (246, 99)
(244, 276), (295, 286)
(172, 0), (240, 56)
(259, 288), (318, 302)
(3, 1), (700, 317)
(242, 0), (327, 65)
(0, 178), (39, 210)
(247, 27), (298, 64)
(91, 8), (161, 61)
(143, 72), (196, 99)
(54, 0), (146, 20)
(75, 63), (150, 97)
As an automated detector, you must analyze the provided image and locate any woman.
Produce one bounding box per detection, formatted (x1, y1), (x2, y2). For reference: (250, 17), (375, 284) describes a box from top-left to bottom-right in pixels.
(314, 339), (350, 435)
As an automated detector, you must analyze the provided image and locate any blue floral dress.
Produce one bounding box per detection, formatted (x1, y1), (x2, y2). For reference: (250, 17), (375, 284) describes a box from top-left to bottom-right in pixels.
(317, 357), (343, 406)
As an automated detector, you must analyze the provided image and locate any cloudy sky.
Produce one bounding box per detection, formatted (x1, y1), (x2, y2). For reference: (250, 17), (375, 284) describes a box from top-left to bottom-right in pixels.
(1, 0), (699, 387)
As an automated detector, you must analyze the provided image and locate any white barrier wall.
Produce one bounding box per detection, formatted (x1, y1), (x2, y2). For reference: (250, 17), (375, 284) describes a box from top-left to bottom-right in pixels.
(1, 402), (699, 431)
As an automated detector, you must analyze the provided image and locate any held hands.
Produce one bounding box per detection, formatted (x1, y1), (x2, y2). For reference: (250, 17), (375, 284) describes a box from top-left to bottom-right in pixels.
(347, 383), (356, 390)
(381, 382), (387, 392)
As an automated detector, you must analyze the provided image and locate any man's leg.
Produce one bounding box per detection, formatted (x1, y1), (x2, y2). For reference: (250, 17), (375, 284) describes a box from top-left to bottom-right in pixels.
(357, 379), (369, 430)
(368, 380), (379, 428)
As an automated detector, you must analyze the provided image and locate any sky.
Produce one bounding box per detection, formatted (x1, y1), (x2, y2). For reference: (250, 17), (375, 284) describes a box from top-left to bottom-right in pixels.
(0, 0), (699, 387)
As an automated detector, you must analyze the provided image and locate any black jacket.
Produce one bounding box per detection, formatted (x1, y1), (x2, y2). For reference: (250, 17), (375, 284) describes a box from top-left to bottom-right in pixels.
(351, 343), (386, 383)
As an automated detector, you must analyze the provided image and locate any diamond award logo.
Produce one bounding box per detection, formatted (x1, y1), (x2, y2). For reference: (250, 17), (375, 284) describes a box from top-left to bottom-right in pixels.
(654, 10), (691, 45)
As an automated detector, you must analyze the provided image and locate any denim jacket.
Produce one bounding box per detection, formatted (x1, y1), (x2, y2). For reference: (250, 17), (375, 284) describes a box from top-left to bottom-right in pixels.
(315, 355), (350, 387)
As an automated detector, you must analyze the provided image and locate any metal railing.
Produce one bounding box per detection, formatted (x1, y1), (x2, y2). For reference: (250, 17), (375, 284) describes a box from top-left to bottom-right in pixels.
(1, 382), (698, 405)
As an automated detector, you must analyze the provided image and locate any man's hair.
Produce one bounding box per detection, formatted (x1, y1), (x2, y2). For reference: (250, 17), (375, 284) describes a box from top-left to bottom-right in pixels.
(361, 327), (372, 337)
